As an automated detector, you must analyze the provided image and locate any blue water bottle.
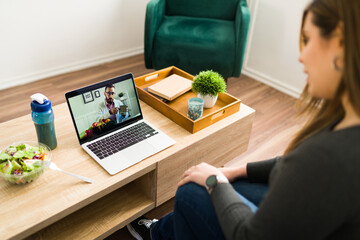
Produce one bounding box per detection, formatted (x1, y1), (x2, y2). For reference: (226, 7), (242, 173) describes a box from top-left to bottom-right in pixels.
(30, 93), (57, 150)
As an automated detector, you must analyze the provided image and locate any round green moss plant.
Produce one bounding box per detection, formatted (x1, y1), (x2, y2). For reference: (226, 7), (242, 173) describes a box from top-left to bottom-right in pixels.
(192, 70), (227, 97)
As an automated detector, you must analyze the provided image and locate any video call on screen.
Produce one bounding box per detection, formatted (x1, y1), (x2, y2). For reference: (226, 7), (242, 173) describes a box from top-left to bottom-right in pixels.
(68, 78), (141, 142)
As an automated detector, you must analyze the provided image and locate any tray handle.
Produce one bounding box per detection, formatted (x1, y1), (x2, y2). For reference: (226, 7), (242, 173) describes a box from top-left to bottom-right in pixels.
(145, 74), (159, 81)
(211, 109), (226, 121)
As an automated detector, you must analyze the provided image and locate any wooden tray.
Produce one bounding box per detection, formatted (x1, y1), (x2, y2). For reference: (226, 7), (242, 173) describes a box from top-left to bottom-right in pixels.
(134, 66), (241, 133)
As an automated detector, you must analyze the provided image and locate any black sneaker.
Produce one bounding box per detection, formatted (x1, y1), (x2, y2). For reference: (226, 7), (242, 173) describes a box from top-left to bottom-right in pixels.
(126, 216), (158, 240)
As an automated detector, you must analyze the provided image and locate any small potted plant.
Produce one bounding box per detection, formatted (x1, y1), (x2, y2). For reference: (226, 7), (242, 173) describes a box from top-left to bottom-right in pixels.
(192, 70), (227, 108)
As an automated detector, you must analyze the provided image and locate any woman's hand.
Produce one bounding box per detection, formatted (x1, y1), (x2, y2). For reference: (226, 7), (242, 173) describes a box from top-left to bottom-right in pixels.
(219, 164), (247, 182)
(177, 162), (226, 187)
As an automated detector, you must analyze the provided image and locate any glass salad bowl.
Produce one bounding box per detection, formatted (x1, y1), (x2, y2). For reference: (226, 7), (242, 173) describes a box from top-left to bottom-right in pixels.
(0, 141), (51, 184)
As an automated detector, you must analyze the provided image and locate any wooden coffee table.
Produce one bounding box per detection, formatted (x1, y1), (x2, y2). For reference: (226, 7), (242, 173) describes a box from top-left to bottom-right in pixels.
(0, 101), (255, 239)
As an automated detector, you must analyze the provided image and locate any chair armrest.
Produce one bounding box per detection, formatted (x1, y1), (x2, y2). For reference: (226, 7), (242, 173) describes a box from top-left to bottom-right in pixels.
(234, 0), (251, 77)
(145, 0), (165, 68)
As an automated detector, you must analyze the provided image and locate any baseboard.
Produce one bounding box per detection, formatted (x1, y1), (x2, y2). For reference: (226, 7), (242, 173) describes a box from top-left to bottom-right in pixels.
(242, 67), (302, 99)
(1, 47), (144, 91)
(242, 0), (302, 99)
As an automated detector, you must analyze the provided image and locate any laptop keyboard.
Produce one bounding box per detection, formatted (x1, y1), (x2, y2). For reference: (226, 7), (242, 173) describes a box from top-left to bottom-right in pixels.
(87, 122), (158, 160)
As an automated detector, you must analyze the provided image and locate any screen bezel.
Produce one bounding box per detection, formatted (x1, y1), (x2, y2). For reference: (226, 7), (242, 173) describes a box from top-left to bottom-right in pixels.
(65, 73), (143, 145)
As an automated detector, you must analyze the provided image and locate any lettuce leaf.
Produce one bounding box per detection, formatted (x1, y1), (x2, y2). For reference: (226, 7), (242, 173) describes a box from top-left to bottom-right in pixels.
(24, 149), (36, 159)
(5, 147), (16, 156)
(16, 144), (26, 151)
(10, 160), (22, 174)
(0, 161), (11, 174)
(13, 150), (25, 159)
(0, 152), (11, 161)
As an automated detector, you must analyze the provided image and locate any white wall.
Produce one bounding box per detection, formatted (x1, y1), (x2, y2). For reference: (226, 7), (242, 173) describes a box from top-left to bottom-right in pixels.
(0, 0), (149, 90)
(243, 0), (310, 98)
(1, 0), (311, 98)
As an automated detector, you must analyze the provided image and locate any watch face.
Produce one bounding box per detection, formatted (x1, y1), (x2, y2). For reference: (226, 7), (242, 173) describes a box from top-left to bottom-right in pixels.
(206, 175), (217, 188)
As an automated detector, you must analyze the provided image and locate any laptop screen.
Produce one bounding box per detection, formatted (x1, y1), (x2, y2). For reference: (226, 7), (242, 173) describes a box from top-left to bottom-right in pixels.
(65, 73), (143, 144)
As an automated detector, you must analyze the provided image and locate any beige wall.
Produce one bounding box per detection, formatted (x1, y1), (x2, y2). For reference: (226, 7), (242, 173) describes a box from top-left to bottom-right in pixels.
(1, 0), (311, 98)
(243, 0), (310, 98)
(0, 0), (149, 90)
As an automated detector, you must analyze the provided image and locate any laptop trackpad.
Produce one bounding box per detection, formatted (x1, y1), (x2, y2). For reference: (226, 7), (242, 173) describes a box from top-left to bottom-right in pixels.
(122, 141), (157, 160)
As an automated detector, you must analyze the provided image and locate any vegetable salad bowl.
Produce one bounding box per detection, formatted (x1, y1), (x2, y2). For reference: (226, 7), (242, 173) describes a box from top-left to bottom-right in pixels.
(0, 141), (51, 184)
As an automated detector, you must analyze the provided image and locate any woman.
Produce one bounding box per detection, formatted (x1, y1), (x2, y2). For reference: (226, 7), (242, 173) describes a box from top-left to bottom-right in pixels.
(127, 0), (360, 239)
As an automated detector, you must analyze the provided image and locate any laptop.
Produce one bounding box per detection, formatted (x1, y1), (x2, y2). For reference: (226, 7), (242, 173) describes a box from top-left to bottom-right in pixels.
(65, 73), (175, 175)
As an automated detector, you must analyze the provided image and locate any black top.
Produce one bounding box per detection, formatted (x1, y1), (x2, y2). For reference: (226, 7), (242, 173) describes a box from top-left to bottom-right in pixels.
(211, 123), (360, 240)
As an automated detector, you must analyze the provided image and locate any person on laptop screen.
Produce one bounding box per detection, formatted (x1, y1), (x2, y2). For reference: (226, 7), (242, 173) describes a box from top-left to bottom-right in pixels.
(97, 83), (129, 124)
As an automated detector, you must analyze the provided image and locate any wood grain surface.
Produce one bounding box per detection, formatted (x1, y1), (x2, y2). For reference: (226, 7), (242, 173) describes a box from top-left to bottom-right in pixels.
(0, 54), (304, 239)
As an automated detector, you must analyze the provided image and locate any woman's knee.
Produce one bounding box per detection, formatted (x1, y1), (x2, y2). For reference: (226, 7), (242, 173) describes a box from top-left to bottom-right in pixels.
(174, 182), (210, 209)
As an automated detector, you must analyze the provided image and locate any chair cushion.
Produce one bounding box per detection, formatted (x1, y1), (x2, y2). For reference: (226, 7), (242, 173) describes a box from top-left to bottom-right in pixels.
(152, 16), (235, 77)
(166, 0), (239, 21)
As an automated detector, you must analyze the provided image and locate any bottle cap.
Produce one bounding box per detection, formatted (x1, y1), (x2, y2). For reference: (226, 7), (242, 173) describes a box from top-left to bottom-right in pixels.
(30, 93), (52, 112)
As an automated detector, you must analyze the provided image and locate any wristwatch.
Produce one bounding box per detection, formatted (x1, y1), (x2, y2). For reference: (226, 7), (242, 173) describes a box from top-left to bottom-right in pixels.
(205, 174), (229, 194)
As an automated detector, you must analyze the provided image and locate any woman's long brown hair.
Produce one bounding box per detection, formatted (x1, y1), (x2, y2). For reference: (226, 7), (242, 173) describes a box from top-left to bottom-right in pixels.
(284, 0), (360, 154)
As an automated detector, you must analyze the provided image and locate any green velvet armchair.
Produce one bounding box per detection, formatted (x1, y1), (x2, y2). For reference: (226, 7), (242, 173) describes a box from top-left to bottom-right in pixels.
(144, 0), (251, 79)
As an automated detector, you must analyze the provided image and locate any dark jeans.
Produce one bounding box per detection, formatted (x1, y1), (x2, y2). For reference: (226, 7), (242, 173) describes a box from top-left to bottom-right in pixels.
(150, 179), (268, 240)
